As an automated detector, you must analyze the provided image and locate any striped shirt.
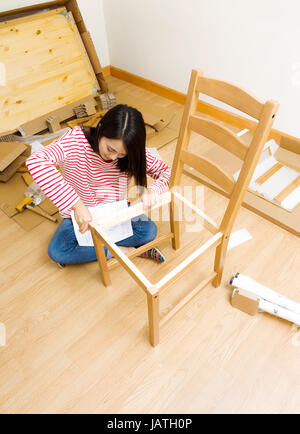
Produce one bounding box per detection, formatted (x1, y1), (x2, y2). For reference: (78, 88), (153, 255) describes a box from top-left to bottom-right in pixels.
(26, 127), (171, 218)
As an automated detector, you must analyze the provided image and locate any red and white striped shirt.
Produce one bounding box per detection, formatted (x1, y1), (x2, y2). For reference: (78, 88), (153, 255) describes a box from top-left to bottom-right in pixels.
(26, 127), (171, 218)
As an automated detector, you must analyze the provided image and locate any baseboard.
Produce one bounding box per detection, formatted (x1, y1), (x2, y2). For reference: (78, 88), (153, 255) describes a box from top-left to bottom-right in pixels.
(109, 65), (300, 154)
(101, 65), (111, 78)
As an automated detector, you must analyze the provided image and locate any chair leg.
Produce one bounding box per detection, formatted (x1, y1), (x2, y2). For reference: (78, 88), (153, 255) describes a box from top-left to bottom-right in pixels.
(170, 198), (180, 250)
(90, 227), (111, 287)
(147, 293), (160, 346)
(212, 236), (229, 288)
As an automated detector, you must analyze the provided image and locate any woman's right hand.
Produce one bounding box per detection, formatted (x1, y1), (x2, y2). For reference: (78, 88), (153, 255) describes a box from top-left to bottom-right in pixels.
(71, 199), (92, 233)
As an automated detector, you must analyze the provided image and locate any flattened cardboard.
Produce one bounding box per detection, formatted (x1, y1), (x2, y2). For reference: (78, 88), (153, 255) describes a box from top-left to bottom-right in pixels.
(145, 125), (156, 139)
(19, 96), (97, 136)
(0, 172), (59, 230)
(0, 155), (27, 183)
(146, 127), (178, 149)
(116, 90), (179, 149)
(116, 91), (162, 126)
(0, 142), (27, 171)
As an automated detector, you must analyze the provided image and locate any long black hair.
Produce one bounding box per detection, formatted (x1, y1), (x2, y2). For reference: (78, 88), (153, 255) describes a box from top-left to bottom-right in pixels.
(82, 104), (147, 189)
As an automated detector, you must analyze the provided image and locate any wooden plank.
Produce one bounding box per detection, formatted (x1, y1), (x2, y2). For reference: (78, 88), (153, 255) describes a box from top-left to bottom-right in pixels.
(0, 7), (99, 134)
(196, 76), (264, 120)
(90, 226), (111, 287)
(188, 114), (248, 160)
(274, 176), (300, 203)
(214, 100), (279, 286)
(170, 69), (202, 187)
(181, 150), (235, 193)
(147, 294), (160, 347)
(255, 162), (282, 184)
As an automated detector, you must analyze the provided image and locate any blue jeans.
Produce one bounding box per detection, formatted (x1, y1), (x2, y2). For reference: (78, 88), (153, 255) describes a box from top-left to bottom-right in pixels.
(48, 215), (157, 265)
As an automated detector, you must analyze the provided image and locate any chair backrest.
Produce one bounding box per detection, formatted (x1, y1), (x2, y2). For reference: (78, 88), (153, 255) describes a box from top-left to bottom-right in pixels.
(170, 69), (279, 236)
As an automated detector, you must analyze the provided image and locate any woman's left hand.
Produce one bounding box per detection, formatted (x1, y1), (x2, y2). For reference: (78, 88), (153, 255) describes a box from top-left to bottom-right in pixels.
(141, 189), (159, 212)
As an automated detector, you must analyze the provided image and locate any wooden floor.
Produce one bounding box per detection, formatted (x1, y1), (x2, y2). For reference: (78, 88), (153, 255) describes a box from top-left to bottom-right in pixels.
(0, 76), (300, 414)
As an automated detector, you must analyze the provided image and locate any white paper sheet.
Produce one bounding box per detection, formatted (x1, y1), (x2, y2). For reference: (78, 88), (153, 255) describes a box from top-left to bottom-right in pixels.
(228, 228), (253, 250)
(71, 200), (133, 247)
(281, 185), (300, 210)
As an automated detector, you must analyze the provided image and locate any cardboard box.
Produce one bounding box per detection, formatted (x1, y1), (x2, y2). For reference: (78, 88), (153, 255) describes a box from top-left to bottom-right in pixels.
(0, 142), (27, 172)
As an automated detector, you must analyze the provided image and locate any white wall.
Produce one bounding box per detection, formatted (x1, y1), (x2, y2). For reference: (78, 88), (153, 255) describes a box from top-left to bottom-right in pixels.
(102, 0), (300, 138)
(0, 0), (110, 70)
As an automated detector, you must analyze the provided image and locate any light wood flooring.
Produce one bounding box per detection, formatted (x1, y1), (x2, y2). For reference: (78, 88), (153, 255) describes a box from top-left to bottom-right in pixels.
(0, 76), (299, 414)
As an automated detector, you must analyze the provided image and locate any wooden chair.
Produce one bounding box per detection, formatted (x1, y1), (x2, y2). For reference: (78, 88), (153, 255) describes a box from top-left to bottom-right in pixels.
(89, 69), (279, 346)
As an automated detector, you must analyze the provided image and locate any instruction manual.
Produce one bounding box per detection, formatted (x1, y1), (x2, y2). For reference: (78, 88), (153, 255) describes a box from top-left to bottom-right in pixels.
(71, 200), (133, 246)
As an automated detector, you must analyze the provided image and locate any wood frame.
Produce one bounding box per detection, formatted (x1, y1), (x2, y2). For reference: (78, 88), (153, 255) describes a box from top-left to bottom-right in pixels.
(89, 191), (222, 347)
(90, 69), (279, 346)
(0, 7), (100, 136)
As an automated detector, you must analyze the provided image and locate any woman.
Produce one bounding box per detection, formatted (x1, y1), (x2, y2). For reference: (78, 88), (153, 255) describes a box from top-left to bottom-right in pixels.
(26, 104), (171, 267)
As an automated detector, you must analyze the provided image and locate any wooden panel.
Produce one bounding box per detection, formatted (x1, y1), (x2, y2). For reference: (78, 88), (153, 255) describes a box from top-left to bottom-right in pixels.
(181, 150), (235, 193)
(188, 114), (248, 160)
(255, 163), (282, 184)
(196, 76), (264, 120)
(170, 69), (202, 187)
(0, 7), (99, 134)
